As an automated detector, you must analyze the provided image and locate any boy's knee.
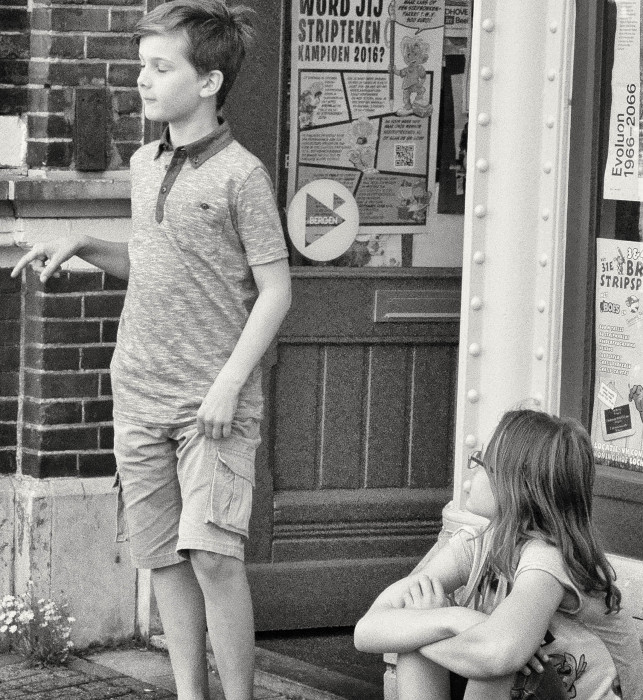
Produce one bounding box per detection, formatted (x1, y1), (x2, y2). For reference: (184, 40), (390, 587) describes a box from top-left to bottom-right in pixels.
(190, 549), (244, 581)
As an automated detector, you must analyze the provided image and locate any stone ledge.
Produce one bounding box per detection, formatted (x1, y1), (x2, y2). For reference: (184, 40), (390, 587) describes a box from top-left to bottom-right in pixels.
(0, 172), (131, 218)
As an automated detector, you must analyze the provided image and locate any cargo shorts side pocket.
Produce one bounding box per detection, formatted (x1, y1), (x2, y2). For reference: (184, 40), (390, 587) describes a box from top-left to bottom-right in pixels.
(205, 445), (256, 537)
(113, 472), (129, 543)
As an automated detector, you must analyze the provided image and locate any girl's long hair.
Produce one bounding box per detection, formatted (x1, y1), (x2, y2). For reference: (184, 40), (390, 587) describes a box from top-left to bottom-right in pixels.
(485, 409), (620, 612)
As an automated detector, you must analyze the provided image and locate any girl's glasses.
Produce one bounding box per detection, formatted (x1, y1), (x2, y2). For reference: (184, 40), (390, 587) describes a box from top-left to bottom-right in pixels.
(468, 450), (486, 470)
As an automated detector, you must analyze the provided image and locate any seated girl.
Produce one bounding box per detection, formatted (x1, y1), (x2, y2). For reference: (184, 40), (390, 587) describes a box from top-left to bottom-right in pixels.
(354, 409), (643, 699)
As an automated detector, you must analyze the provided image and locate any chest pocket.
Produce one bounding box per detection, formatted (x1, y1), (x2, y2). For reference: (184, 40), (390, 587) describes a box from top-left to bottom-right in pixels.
(163, 196), (227, 257)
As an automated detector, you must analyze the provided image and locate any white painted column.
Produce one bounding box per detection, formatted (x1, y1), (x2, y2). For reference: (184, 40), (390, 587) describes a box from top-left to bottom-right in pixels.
(446, 0), (575, 527)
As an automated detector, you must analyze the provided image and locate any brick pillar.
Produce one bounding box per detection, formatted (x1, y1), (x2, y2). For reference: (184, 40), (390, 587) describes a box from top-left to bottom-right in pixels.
(0, 0), (30, 115)
(0, 270), (22, 475)
(0, 0), (144, 168)
(20, 268), (125, 478)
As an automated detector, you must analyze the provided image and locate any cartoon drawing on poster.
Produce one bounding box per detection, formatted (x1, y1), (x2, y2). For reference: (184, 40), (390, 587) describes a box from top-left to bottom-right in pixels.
(288, 0), (445, 246)
(591, 239), (643, 472)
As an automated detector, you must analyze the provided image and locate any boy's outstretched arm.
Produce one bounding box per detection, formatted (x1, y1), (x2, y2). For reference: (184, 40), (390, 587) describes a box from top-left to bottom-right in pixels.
(196, 258), (291, 439)
(11, 235), (130, 282)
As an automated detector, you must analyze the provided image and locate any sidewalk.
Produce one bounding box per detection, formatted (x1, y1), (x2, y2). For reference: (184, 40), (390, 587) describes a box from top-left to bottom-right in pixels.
(0, 641), (382, 700)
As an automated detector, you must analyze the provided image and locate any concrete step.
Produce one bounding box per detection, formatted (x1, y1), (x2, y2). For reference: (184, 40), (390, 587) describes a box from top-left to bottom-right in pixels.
(149, 634), (382, 700)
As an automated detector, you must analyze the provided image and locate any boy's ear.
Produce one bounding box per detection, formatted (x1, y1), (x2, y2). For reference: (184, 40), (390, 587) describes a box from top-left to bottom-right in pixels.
(200, 70), (223, 98)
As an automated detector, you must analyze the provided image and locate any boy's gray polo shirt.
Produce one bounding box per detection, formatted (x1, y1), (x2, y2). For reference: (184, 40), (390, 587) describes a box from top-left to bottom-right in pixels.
(111, 121), (289, 426)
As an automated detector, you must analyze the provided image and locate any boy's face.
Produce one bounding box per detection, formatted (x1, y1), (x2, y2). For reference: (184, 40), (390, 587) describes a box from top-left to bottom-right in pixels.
(138, 31), (214, 124)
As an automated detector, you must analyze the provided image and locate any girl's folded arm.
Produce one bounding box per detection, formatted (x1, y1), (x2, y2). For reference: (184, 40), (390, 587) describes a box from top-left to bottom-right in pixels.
(354, 606), (489, 654)
(418, 568), (564, 679)
(354, 540), (477, 653)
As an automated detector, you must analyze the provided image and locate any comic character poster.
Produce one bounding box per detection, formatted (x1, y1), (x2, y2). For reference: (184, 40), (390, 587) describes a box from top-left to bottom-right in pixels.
(288, 0), (445, 240)
(591, 239), (643, 472)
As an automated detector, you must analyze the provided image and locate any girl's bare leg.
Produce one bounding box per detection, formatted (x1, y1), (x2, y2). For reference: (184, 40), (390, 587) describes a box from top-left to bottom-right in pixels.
(464, 674), (514, 700)
(396, 651), (451, 700)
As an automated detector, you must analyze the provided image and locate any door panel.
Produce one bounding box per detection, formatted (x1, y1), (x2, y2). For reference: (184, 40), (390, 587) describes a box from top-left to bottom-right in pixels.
(248, 269), (460, 630)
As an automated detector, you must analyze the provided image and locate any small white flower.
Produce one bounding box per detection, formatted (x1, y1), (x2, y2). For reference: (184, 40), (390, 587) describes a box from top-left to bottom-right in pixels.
(0, 625), (7, 633)
(8, 625), (17, 633)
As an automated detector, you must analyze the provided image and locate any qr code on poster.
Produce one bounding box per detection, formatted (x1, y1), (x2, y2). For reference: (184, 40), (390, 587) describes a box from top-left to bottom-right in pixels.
(395, 143), (415, 168)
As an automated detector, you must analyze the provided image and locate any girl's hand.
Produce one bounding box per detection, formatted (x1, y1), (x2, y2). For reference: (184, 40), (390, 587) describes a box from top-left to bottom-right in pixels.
(402, 575), (450, 610)
(520, 647), (549, 676)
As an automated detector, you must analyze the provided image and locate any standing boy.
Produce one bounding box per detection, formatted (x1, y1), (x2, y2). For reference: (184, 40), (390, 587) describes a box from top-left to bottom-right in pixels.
(12, 2), (291, 699)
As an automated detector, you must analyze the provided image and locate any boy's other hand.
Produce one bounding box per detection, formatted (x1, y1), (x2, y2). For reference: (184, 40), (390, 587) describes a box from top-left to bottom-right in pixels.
(197, 376), (240, 440)
(11, 237), (84, 283)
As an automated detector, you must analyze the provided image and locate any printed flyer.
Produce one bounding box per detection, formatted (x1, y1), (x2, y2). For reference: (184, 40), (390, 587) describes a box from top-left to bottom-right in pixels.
(288, 0), (445, 239)
(444, 0), (470, 39)
(603, 0), (643, 201)
(591, 238), (643, 472)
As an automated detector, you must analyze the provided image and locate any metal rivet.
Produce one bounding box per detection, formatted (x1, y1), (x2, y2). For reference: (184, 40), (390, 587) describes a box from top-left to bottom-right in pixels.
(535, 347), (545, 360)
(549, 22), (558, 33)
(473, 251), (486, 264)
(539, 254), (548, 267)
(474, 204), (487, 218)
(543, 162), (552, 174)
(542, 209), (550, 221)
(547, 70), (556, 81)
(482, 18), (495, 32)
(470, 296), (483, 310)
(476, 158), (489, 172)
(478, 112), (490, 126)
(467, 389), (480, 403)
(480, 67), (493, 80)
(537, 300), (546, 313)
(200, 203), (209, 210)
(465, 434), (477, 448)
(469, 343), (481, 357)
(546, 116), (555, 128)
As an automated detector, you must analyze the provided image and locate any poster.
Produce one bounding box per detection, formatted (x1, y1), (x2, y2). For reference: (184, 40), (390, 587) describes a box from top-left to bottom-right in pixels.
(288, 0), (445, 239)
(603, 0), (643, 201)
(444, 0), (470, 39)
(591, 239), (643, 472)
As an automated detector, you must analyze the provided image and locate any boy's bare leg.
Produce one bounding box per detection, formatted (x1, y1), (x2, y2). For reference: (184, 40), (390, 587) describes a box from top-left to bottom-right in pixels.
(397, 651), (451, 700)
(190, 550), (255, 700)
(152, 561), (210, 700)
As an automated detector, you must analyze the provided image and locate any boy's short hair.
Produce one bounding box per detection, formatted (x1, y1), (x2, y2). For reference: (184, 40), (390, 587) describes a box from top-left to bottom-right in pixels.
(134, 0), (254, 108)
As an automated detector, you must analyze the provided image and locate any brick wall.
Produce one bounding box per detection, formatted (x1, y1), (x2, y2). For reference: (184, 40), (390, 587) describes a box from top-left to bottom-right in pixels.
(1, 0), (144, 169)
(20, 268), (125, 478)
(0, 269), (21, 475)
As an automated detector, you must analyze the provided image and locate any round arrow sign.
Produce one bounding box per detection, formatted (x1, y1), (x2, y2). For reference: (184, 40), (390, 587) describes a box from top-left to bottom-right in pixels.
(287, 179), (359, 262)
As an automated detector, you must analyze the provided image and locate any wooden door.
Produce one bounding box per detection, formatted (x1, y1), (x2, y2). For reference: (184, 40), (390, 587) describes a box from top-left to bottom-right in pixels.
(247, 268), (460, 630)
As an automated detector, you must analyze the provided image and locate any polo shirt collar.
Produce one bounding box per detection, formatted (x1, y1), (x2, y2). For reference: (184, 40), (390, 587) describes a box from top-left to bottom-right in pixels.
(155, 119), (233, 168)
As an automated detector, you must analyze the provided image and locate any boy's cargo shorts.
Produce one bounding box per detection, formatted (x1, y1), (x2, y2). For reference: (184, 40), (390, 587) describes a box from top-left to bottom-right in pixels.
(112, 418), (260, 569)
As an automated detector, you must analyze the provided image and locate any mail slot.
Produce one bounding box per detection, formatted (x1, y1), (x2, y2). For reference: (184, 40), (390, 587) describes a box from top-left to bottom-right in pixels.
(374, 289), (461, 322)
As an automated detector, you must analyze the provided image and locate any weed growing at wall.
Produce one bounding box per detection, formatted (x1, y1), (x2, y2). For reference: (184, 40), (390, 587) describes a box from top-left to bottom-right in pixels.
(0, 582), (75, 664)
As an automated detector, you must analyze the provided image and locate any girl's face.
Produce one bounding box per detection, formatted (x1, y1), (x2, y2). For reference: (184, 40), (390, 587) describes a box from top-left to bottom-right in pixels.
(463, 449), (497, 519)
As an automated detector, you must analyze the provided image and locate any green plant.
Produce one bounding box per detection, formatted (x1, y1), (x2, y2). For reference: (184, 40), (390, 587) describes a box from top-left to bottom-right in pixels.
(0, 582), (75, 665)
